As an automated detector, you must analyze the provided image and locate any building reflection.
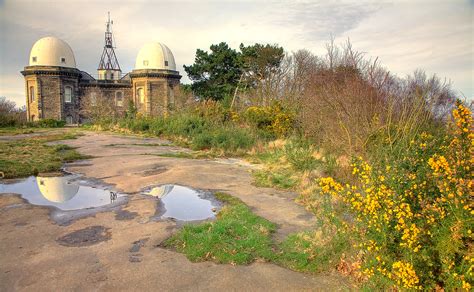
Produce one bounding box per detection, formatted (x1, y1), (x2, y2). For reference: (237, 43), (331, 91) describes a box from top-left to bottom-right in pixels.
(36, 176), (79, 203)
(146, 185), (174, 198)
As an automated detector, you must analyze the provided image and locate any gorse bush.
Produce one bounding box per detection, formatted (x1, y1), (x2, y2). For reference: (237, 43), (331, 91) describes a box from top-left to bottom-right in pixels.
(318, 100), (473, 290)
(243, 101), (295, 138)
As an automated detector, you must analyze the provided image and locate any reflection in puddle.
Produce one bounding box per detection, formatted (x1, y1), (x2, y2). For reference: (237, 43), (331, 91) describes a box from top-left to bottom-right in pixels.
(0, 175), (125, 211)
(143, 184), (221, 221)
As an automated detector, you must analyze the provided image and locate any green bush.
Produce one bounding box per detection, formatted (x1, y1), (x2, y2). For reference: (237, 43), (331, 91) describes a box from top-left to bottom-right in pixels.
(94, 110), (256, 153)
(192, 127), (255, 152)
(284, 139), (319, 171)
(25, 119), (66, 128)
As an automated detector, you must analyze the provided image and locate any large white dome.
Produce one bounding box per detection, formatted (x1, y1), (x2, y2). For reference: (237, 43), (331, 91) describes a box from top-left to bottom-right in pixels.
(135, 42), (176, 71)
(36, 176), (79, 203)
(29, 37), (76, 68)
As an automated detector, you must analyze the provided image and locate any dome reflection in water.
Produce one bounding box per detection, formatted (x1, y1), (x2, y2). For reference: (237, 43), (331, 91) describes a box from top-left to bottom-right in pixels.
(0, 175), (122, 210)
(144, 184), (220, 221)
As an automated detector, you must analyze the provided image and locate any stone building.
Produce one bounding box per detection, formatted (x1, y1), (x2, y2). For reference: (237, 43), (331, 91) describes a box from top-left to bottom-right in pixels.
(21, 17), (181, 124)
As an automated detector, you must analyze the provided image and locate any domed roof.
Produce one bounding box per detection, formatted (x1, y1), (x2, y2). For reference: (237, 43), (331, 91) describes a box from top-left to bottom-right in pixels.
(36, 176), (79, 203)
(135, 42), (176, 71)
(145, 185), (174, 198)
(29, 36), (76, 68)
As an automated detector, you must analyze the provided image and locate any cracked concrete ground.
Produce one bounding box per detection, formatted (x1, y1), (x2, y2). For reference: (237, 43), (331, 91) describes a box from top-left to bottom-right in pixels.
(0, 130), (350, 291)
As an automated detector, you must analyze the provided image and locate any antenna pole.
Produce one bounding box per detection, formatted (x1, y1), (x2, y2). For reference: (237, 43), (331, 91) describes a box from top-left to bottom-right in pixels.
(97, 12), (121, 78)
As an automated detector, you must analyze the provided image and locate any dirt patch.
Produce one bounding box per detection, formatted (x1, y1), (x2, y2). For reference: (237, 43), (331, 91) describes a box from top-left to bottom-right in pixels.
(129, 238), (149, 253)
(56, 225), (111, 247)
(115, 209), (138, 221)
(140, 166), (168, 176)
(129, 238), (149, 263)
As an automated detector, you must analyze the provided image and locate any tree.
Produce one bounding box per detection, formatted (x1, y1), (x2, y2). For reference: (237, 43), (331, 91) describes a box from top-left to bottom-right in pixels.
(239, 43), (285, 85)
(0, 96), (26, 126)
(184, 42), (242, 101)
(233, 43), (285, 106)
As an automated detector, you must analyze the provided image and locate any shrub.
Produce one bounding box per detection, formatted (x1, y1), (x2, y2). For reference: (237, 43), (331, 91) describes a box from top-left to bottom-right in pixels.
(192, 127), (255, 152)
(243, 101), (295, 138)
(0, 97), (26, 127)
(317, 100), (473, 290)
(284, 139), (319, 171)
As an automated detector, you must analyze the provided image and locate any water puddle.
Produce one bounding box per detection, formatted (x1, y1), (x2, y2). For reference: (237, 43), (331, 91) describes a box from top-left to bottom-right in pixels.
(143, 184), (221, 221)
(0, 174), (127, 225)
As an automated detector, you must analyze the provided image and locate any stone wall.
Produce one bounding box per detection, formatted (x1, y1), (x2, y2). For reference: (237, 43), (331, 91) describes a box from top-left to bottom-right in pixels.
(130, 70), (181, 116)
(22, 66), (180, 123)
(79, 83), (132, 122)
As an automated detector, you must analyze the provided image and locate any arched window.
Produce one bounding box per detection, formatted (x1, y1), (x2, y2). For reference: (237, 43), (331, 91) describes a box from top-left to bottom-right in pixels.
(29, 86), (35, 102)
(116, 91), (123, 107)
(64, 86), (73, 103)
(137, 88), (144, 104)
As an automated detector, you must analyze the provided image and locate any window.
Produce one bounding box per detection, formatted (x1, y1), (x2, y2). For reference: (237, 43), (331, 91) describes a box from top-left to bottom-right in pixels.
(60, 57), (66, 63)
(29, 86), (35, 102)
(169, 85), (175, 105)
(143, 60), (149, 66)
(165, 60), (169, 66)
(66, 116), (73, 124)
(116, 91), (123, 107)
(64, 86), (72, 103)
(90, 92), (97, 106)
(32, 56), (37, 63)
(110, 73), (114, 80)
(137, 88), (144, 104)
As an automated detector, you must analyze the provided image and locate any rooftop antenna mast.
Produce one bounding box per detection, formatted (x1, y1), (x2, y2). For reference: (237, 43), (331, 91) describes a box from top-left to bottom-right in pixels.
(98, 12), (121, 80)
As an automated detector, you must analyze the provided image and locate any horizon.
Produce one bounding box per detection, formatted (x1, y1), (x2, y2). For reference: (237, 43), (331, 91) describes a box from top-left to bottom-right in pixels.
(0, 0), (472, 107)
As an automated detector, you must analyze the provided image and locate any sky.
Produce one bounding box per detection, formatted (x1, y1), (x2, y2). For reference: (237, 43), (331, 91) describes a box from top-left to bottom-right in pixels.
(0, 0), (472, 107)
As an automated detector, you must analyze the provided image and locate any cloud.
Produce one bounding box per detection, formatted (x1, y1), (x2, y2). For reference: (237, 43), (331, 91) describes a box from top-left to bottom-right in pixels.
(0, 0), (472, 107)
(332, 1), (473, 98)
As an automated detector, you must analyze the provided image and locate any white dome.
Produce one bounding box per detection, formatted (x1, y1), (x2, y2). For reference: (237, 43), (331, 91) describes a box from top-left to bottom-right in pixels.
(29, 37), (76, 68)
(135, 42), (176, 71)
(36, 176), (79, 203)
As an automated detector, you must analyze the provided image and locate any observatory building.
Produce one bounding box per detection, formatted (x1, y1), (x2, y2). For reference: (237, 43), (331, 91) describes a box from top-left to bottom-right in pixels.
(21, 14), (181, 124)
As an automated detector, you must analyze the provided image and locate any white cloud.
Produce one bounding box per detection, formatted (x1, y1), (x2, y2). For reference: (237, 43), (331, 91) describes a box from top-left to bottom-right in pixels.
(0, 0), (472, 107)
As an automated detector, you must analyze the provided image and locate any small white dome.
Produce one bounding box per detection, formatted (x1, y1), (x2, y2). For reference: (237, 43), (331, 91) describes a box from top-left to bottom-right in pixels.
(135, 42), (176, 71)
(29, 37), (76, 68)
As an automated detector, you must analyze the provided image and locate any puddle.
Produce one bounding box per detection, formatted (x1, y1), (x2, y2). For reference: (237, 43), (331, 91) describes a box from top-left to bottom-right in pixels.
(143, 184), (221, 221)
(0, 174), (127, 225)
(0, 174), (125, 210)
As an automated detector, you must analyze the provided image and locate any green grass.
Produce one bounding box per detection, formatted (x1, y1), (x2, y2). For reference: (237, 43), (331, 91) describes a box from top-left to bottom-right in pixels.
(163, 191), (348, 276)
(0, 128), (38, 136)
(154, 152), (201, 159)
(0, 133), (88, 178)
(163, 192), (277, 265)
(277, 231), (350, 273)
(93, 114), (257, 154)
(252, 168), (299, 189)
(105, 142), (172, 147)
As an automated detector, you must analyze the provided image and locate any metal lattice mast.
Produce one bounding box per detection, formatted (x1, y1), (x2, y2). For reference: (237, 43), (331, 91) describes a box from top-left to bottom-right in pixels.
(98, 12), (121, 72)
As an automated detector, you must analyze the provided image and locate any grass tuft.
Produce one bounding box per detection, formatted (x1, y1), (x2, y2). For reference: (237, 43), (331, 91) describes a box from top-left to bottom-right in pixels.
(0, 133), (88, 178)
(163, 192), (277, 265)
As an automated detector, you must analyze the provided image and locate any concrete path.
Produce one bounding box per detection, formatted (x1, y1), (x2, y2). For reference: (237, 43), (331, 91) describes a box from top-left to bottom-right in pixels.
(0, 130), (349, 291)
